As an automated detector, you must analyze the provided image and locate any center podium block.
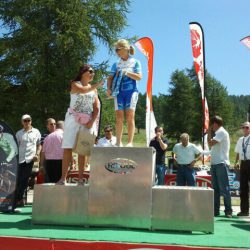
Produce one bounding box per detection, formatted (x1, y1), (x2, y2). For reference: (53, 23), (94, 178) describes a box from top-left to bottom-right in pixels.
(88, 147), (155, 229)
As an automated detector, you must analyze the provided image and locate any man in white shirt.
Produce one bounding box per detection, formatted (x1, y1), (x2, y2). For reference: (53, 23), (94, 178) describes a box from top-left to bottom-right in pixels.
(96, 125), (117, 147)
(234, 121), (250, 216)
(15, 114), (41, 207)
(173, 133), (201, 186)
(208, 115), (232, 218)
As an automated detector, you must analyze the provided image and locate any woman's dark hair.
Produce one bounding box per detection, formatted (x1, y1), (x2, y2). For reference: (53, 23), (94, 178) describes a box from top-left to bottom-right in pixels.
(72, 64), (92, 82)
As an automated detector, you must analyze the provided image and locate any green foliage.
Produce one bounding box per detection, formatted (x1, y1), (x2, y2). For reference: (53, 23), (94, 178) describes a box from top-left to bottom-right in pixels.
(229, 95), (250, 129)
(135, 93), (145, 133)
(0, 0), (130, 131)
(97, 88), (116, 137)
(165, 70), (197, 140)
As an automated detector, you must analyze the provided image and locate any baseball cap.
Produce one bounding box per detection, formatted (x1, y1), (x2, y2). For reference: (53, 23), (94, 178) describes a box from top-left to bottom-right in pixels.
(241, 121), (250, 128)
(22, 114), (31, 120)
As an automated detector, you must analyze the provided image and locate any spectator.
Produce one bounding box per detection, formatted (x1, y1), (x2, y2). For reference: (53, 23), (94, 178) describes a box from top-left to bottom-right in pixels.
(40, 118), (56, 145)
(15, 114), (41, 207)
(208, 115), (232, 218)
(96, 125), (117, 147)
(40, 118), (56, 182)
(149, 126), (168, 185)
(41, 121), (64, 183)
(106, 39), (142, 147)
(57, 64), (102, 185)
(173, 133), (201, 186)
(234, 121), (250, 216)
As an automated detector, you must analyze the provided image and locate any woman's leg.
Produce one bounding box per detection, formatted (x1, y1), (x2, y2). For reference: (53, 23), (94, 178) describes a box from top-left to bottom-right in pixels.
(115, 110), (124, 146)
(78, 155), (88, 181)
(125, 109), (135, 146)
(59, 148), (72, 182)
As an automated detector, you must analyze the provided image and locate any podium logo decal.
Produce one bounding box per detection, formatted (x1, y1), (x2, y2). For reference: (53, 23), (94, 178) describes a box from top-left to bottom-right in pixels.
(105, 158), (137, 174)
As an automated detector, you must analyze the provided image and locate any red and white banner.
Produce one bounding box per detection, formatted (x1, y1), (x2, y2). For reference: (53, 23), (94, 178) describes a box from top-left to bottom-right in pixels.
(240, 36), (250, 50)
(189, 22), (205, 100)
(189, 22), (209, 153)
(135, 37), (157, 145)
(203, 97), (209, 133)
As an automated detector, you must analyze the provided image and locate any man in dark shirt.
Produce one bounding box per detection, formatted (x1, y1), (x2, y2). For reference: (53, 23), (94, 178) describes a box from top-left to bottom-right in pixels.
(149, 126), (168, 185)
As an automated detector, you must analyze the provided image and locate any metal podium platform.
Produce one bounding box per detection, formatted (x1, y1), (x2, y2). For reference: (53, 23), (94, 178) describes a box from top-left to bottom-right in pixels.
(88, 147), (155, 229)
(32, 147), (214, 233)
(32, 184), (89, 225)
(152, 186), (214, 233)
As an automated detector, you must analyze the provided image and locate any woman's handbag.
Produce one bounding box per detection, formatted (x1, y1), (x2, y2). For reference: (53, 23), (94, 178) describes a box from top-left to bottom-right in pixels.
(69, 108), (91, 126)
(73, 128), (96, 156)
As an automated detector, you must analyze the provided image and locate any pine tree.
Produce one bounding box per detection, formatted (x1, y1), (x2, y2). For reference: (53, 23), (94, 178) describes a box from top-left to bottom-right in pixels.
(0, 0), (130, 130)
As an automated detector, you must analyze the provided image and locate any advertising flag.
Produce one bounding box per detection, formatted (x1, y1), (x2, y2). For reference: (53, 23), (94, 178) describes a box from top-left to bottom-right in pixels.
(135, 37), (157, 145)
(189, 22), (205, 100)
(189, 22), (209, 153)
(240, 36), (250, 50)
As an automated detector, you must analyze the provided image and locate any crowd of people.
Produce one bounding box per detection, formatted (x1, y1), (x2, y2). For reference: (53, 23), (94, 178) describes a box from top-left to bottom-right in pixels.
(3, 39), (249, 218)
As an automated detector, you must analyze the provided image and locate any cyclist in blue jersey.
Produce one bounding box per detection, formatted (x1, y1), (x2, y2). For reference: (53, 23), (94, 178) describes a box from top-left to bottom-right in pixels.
(107, 39), (142, 147)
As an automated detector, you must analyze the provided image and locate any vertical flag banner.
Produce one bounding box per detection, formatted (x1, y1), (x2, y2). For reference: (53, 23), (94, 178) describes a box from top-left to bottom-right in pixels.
(189, 22), (205, 100)
(189, 22), (209, 153)
(135, 37), (157, 145)
(240, 36), (250, 50)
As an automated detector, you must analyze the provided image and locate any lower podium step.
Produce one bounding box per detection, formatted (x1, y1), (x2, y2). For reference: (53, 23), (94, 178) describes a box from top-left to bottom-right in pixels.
(32, 184), (89, 226)
(152, 186), (214, 233)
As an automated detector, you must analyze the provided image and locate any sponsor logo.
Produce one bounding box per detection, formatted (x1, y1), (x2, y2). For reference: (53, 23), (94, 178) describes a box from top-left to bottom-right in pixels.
(105, 158), (137, 174)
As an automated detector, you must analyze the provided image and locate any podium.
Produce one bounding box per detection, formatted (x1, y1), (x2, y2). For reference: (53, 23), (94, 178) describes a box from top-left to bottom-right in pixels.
(152, 186), (214, 233)
(88, 147), (155, 229)
(32, 147), (214, 233)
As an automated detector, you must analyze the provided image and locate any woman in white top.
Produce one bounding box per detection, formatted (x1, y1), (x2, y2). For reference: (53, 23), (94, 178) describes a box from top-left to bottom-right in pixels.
(57, 64), (102, 185)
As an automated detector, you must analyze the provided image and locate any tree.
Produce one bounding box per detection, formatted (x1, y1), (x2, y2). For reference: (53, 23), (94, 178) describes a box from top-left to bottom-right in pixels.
(165, 70), (197, 140)
(135, 93), (146, 133)
(187, 67), (234, 136)
(0, 0), (130, 131)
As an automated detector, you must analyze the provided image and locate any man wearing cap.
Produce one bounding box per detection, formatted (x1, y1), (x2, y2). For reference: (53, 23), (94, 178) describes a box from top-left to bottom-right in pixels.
(96, 125), (117, 147)
(208, 115), (232, 218)
(15, 114), (41, 207)
(234, 121), (250, 216)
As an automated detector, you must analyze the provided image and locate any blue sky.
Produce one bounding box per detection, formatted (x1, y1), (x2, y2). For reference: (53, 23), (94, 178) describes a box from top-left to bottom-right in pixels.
(1, 0), (250, 96)
(92, 0), (250, 96)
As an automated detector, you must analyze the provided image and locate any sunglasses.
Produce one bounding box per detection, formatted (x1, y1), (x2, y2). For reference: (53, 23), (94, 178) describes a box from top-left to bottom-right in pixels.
(105, 130), (112, 132)
(242, 126), (250, 129)
(50, 123), (56, 126)
(23, 119), (31, 122)
(115, 47), (124, 52)
(88, 70), (94, 74)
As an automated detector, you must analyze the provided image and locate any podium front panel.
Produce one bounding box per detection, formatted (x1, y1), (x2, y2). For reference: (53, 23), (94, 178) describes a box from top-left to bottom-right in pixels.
(152, 186), (214, 233)
(32, 184), (89, 225)
(88, 147), (155, 229)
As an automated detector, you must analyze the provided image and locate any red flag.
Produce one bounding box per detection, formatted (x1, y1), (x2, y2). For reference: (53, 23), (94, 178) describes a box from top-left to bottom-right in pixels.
(189, 22), (209, 153)
(190, 22), (205, 100)
(240, 36), (250, 50)
(135, 37), (157, 144)
(204, 97), (209, 133)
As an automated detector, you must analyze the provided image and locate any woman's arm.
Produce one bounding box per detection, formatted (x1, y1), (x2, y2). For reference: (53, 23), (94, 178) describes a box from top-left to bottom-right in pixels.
(125, 71), (142, 81)
(71, 81), (103, 94)
(106, 75), (114, 97)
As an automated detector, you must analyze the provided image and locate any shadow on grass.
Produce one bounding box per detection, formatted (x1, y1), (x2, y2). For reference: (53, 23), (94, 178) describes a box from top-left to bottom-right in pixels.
(0, 218), (209, 236)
